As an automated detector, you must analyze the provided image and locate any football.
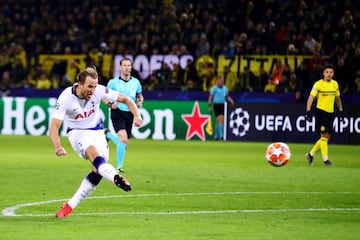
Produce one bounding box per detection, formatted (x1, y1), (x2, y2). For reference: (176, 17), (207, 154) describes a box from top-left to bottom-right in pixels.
(265, 142), (291, 167)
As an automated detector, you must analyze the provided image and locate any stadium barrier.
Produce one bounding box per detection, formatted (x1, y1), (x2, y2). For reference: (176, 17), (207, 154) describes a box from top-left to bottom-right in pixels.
(226, 103), (360, 145)
(1, 97), (359, 144)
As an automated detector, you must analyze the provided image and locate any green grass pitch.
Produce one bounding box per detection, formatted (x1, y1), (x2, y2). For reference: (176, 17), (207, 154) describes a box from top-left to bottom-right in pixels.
(0, 135), (359, 240)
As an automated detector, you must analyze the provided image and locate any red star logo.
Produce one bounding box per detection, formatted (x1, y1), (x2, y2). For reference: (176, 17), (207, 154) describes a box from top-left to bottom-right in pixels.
(181, 101), (210, 140)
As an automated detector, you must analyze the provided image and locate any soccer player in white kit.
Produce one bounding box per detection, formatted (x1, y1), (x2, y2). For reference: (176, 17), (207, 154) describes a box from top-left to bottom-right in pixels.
(49, 66), (142, 218)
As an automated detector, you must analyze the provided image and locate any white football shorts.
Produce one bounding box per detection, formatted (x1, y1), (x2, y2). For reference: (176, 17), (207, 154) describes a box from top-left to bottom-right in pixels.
(67, 129), (109, 160)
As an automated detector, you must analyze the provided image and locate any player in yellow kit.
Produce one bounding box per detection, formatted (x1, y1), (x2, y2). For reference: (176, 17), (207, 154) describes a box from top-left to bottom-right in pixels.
(305, 64), (344, 166)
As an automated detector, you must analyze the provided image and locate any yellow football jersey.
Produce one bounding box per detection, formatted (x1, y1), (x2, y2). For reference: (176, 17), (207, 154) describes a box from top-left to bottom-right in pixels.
(310, 79), (340, 113)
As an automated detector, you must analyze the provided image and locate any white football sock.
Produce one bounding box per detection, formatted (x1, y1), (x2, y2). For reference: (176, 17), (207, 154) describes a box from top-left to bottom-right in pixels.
(68, 177), (95, 209)
(97, 163), (117, 182)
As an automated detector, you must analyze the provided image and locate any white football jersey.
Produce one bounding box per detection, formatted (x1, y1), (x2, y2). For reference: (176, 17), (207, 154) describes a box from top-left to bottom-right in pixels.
(52, 84), (119, 130)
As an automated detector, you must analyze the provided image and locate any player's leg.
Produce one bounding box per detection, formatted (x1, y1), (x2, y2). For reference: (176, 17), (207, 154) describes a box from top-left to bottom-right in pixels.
(217, 114), (225, 140)
(105, 130), (119, 144)
(213, 123), (219, 140)
(91, 130), (132, 189)
(309, 111), (332, 166)
(56, 130), (131, 218)
(306, 137), (320, 165)
(319, 132), (332, 166)
(310, 139), (321, 156)
(106, 130), (127, 171)
(320, 113), (334, 166)
(319, 134), (329, 160)
(213, 104), (223, 140)
(306, 110), (327, 165)
(68, 171), (102, 208)
(86, 144), (131, 191)
(110, 111), (132, 172)
(56, 171), (102, 218)
(115, 129), (128, 172)
(70, 129), (131, 190)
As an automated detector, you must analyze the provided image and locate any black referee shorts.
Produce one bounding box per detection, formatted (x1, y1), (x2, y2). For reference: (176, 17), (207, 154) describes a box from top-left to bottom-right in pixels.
(213, 103), (225, 117)
(315, 109), (335, 134)
(110, 109), (134, 138)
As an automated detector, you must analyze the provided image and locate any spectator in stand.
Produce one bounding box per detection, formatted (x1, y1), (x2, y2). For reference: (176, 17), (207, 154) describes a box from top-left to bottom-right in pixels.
(0, 52), (12, 78)
(235, 33), (248, 55)
(287, 44), (299, 55)
(144, 70), (159, 91)
(347, 46), (360, 92)
(0, 71), (11, 96)
(179, 44), (190, 55)
(335, 58), (352, 93)
(244, 40), (255, 54)
(355, 71), (360, 94)
(168, 76), (182, 90)
(33, 72), (52, 90)
(264, 59), (286, 93)
(10, 58), (28, 88)
(308, 59), (324, 90)
(139, 43), (150, 56)
(271, 59), (285, 86)
(296, 60), (311, 93)
(168, 44), (180, 56)
(287, 72), (304, 102)
(223, 65), (238, 92)
(213, 22), (230, 50)
(303, 33), (318, 55)
(264, 22), (277, 54)
(200, 63), (217, 92)
(257, 66), (269, 92)
(69, 59), (82, 84)
(156, 62), (172, 89)
(28, 64), (51, 89)
(277, 64), (291, 92)
(160, 45), (171, 55)
(195, 34), (210, 57)
(50, 59), (68, 89)
(264, 78), (276, 93)
(183, 59), (200, 90)
(169, 63), (184, 89)
(239, 66), (257, 92)
(308, 43), (325, 69)
(183, 77), (201, 91)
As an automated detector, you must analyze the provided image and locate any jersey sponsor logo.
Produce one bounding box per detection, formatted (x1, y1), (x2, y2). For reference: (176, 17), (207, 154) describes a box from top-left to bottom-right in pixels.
(75, 108), (95, 119)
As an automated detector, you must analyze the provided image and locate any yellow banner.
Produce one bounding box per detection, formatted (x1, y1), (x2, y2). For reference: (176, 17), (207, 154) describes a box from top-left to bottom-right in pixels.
(217, 54), (314, 75)
(38, 52), (113, 83)
(36, 53), (315, 85)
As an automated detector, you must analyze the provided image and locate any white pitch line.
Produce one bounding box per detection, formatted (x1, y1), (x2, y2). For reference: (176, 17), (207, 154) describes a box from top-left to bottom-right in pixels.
(2, 192), (360, 217)
(4, 208), (360, 217)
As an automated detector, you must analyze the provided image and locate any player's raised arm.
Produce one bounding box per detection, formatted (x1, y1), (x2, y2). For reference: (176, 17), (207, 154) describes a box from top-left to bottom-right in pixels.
(101, 98), (118, 110)
(116, 94), (143, 127)
(49, 118), (67, 156)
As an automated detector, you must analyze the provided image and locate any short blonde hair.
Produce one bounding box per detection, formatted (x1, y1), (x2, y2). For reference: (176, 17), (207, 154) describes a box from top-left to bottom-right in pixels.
(76, 66), (98, 83)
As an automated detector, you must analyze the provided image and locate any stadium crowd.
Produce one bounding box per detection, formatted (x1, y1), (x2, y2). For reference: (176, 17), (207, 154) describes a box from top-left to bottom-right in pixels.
(0, 0), (359, 99)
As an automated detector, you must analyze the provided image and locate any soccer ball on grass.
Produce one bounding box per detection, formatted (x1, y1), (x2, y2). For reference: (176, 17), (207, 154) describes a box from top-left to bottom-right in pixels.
(265, 142), (291, 167)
